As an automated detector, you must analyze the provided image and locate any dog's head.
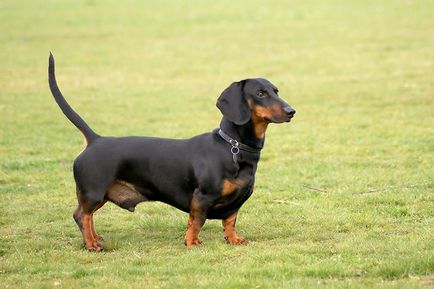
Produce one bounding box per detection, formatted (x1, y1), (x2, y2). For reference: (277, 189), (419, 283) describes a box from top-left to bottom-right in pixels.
(216, 78), (295, 125)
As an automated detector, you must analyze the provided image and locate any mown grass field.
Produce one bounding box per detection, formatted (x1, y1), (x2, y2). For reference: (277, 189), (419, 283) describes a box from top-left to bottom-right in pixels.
(1, 0), (433, 288)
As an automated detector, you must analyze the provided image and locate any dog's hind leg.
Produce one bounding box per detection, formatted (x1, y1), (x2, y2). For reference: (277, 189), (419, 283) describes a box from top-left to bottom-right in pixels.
(90, 200), (106, 242)
(72, 187), (85, 236)
(73, 188), (106, 252)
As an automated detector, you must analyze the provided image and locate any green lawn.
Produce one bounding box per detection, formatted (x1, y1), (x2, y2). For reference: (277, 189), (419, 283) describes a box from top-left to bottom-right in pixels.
(1, 0), (433, 288)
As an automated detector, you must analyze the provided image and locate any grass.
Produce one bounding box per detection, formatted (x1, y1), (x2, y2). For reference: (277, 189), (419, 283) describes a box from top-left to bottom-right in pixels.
(0, 0), (433, 288)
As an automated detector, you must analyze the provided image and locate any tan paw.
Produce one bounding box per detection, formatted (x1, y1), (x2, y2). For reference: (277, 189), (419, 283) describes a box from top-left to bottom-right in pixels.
(225, 236), (248, 245)
(184, 237), (203, 248)
(85, 240), (103, 252)
(94, 234), (104, 242)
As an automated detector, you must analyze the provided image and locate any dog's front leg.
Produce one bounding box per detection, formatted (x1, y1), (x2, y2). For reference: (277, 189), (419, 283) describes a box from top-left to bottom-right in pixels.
(184, 190), (207, 248)
(223, 212), (247, 245)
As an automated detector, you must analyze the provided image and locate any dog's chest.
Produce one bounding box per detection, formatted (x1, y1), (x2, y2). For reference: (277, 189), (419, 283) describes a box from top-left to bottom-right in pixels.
(210, 173), (255, 213)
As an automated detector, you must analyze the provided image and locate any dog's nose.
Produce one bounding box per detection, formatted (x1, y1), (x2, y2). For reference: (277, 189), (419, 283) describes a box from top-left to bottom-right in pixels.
(284, 107), (296, 117)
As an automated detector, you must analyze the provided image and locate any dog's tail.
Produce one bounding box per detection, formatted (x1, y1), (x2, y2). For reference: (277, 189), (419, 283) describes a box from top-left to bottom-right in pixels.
(48, 52), (100, 145)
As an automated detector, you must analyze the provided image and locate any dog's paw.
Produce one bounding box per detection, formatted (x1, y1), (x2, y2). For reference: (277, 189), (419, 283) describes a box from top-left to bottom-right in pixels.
(85, 240), (103, 252)
(225, 236), (248, 245)
(94, 234), (104, 242)
(184, 237), (203, 248)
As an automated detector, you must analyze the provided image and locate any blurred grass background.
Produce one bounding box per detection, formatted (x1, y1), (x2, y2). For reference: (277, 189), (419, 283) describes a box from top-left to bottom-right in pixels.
(0, 0), (433, 288)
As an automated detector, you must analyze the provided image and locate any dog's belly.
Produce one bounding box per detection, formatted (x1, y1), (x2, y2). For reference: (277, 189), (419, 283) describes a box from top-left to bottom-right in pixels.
(106, 180), (149, 212)
(106, 178), (194, 213)
(106, 176), (254, 220)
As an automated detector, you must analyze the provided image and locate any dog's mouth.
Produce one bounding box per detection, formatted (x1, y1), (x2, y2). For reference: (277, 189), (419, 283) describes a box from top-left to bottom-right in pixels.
(264, 115), (294, 124)
(285, 115), (294, 122)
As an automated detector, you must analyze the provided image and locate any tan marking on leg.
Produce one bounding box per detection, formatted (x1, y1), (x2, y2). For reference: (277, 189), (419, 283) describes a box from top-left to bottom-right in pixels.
(90, 200), (106, 241)
(81, 213), (102, 252)
(90, 216), (102, 241)
(184, 197), (205, 248)
(222, 212), (247, 245)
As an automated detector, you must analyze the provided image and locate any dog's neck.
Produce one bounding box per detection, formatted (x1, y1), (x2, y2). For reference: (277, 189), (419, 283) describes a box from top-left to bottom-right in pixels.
(219, 117), (267, 149)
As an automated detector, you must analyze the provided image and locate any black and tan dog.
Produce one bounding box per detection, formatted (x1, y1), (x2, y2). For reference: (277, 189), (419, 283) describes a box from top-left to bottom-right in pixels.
(48, 53), (295, 251)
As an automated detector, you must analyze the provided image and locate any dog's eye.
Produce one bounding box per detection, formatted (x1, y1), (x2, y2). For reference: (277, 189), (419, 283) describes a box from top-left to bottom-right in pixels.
(274, 89), (279, 94)
(257, 91), (265, 98)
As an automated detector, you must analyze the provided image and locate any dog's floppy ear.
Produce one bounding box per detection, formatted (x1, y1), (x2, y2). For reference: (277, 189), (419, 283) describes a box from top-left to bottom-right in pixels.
(216, 80), (251, 125)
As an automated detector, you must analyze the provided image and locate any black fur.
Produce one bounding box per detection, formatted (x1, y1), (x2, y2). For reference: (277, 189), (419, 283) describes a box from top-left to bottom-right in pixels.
(49, 53), (99, 144)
